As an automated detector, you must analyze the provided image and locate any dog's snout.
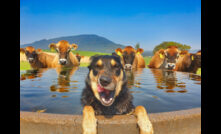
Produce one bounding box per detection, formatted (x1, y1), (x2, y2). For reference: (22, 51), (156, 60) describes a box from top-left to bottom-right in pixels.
(99, 76), (112, 87)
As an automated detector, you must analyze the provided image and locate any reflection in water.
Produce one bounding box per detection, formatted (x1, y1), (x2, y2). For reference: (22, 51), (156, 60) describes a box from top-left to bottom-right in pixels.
(20, 68), (48, 81)
(50, 67), (79, 94)
(125, 68), (144, 89)
(149, 69), (187, 93)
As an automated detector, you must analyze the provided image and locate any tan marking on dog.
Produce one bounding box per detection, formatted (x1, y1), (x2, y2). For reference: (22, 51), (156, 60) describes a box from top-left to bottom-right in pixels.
(82, 106), (97, 134)
(114, 70), (124, 97)
(135, 106), (153, 134)
(96, 59), (103, 67)
(89, 70), (100, 100)
(111, 59), (116, 66)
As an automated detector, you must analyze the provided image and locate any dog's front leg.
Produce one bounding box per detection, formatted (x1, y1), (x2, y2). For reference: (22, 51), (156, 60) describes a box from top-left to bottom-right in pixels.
(134, 106), (154, 134)
(82, 106), (97, 134)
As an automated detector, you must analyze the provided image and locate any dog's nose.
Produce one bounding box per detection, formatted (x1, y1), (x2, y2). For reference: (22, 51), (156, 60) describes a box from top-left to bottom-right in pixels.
(99, 76), (112, 87)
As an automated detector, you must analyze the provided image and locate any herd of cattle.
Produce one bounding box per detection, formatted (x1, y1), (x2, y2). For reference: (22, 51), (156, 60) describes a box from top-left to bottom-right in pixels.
(20, 40), (201, 74)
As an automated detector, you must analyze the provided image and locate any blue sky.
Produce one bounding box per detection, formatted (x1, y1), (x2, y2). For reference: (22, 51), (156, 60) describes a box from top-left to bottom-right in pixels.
(20, 0), (201, 50)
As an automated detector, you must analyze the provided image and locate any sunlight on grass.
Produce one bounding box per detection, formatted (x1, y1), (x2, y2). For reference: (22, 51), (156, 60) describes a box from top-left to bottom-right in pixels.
(43, 49), (111, 57)
(144, 56), (151, 68)
(196, 68), (201, 75)
(20, 61), (31, 70)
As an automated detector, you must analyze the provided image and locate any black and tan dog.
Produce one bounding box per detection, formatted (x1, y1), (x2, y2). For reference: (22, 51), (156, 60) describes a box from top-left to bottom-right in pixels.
(81, 55), (153, 134)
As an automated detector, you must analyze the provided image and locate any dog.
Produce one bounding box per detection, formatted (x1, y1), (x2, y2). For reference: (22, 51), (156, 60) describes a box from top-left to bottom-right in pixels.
(81, 55), (153, 134)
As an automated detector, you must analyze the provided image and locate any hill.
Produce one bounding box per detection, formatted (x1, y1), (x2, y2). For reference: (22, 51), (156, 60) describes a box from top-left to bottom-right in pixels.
(21, 34), (125, 53)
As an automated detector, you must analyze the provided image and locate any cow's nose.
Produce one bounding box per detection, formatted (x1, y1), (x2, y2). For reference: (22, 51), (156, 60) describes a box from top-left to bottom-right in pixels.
(167, 63), (175, 69)
(124, 64), (132, 70)
(28, 58), (34, 62)
(59, 59), (67, 65)
(99, 76), (112, 87)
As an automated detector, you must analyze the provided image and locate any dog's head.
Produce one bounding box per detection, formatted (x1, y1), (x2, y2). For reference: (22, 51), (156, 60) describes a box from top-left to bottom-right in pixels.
(86, 55), (127, 106)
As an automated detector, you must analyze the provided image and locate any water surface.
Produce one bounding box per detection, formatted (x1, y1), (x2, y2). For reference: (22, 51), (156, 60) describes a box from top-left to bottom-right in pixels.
(20, 67), (201, 114)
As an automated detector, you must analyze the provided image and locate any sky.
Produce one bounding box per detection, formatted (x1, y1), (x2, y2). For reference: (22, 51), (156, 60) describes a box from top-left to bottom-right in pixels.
(20, 0), (201, 50)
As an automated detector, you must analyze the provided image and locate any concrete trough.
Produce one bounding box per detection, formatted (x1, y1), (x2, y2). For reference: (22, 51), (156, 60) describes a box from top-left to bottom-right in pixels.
(20, 108), (201, 134)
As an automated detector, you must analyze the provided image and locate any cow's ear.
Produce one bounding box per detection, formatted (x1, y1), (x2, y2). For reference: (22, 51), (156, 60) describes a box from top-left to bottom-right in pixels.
(180, 50), (188, 57)
(71, 44), (78, 50)
(49, 43), (56, 51)
(36, 48), (43, 53)
(115, 48), (123, 56)
(158, 49), (165, 59)
(20, 48), (25, 53)
(136, 48), (144, 54)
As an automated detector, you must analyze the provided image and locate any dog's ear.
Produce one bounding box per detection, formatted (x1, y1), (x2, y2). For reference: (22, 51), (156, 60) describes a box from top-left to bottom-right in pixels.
(71, 43), (78, 50)
(49, 43), (57, 51)
(20, 48), (26, 54)
(112, 52), (120, 57)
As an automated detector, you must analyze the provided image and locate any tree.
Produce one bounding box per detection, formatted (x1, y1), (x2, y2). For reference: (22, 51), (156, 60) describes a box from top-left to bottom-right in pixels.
(152, 41), (191, 54)
(135, 43), (140, 49)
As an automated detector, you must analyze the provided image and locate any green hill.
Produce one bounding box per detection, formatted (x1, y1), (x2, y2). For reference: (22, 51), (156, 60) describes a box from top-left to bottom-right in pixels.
(21, 34), (125, 53)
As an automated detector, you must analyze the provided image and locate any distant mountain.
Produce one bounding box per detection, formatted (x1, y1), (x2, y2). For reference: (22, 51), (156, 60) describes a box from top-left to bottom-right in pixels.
(189, 49), (201, 53)
(21, 34), (125, 53)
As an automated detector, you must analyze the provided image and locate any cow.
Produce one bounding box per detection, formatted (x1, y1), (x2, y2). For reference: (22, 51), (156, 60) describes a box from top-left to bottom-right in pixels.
(174, 50), (201, 73)
(20, 46), (57, 69)
(115, 46), (146, 70)
(48, 40), (79, 68)
(148, 46), (181, 70)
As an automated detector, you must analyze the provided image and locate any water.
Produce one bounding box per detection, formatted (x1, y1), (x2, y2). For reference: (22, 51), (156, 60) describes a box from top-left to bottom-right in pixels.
(20, 67), (201, 114)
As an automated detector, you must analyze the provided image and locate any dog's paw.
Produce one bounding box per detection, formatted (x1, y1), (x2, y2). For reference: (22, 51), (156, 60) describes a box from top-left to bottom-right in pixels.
(135, 106), (153, 134)
(82, 106), (97, 134)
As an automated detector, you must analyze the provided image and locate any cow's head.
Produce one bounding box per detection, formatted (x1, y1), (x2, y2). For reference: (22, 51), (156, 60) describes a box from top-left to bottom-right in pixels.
(49, 40), (78, 65)
(159, 46), (181, 70)
(20, 46), (42, 63)
(115, 46), (144, 70)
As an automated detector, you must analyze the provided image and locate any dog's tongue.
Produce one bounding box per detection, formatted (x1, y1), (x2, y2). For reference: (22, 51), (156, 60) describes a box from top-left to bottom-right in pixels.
(98, 85), (110, 95)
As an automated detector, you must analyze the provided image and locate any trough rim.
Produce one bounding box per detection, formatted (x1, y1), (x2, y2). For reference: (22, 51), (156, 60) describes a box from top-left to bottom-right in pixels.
(20, 107), (201, 124)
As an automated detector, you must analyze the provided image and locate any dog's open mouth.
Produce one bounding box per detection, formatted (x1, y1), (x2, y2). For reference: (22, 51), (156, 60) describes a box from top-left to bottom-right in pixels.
(97, 84), (115, 106)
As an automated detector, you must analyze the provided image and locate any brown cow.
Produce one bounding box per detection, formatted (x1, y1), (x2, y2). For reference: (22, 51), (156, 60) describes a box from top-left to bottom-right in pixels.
(148, 46), (181, 70)
(49, 40), (79, 67)
(115, 46), (146, 70)
(175, 50), (201, 73)
(20, 46), (57, 69)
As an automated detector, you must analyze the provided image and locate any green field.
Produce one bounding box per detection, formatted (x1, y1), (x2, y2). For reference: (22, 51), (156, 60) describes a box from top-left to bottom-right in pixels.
(43, 49), (111, 57)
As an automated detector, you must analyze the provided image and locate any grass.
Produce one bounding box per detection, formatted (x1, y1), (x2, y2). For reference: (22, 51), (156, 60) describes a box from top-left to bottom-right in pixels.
(144, 56), (151, 68)
(196, 68), (201, 75)
(20, 61), (31, 70)
(43, 49), (111, 57)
